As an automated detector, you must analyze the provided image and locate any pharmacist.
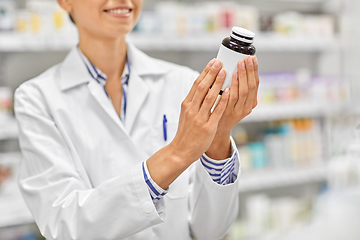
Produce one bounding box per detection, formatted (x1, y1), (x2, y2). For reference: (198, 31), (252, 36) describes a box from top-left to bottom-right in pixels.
(14, 0), (259, 240)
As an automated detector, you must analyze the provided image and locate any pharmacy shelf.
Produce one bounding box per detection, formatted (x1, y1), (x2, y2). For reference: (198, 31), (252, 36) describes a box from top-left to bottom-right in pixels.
(238, 165), (326, 192)
(128, 34), (340, 52)
(242, 102), (346, 122)
(0, 152), (34, 228)
(0, 32), (78, 52)
(248, 0), (327, 2)
(0, 103), (345, 141)
(0, 117), (19, 141)
(0, 32), (340, 53)
(269, 0), (325, 2)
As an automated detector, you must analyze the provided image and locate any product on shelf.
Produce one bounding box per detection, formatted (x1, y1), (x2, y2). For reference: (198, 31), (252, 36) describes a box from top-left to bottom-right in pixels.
(273, 11), (335, 38)
(0, 153), (34, 230)
(258, 71), (349, 105)
(273, 11), (303, 36)
(134, 2), (259, 37)
(0, 223), (43, 240)
(0, 164), (11, 186)
(133, 2), (336, 39)
(234, 119), (323, 171)
(0, 0), (15, 31)
(0, 0), (339, 52)
(226, 194), (313, 240)
(0, 87), (13, 121)
(248, 142), (266, 169)
(9, 0), (76, 39)
(328, 124), (360, 189)
(24, 0), (66, 34)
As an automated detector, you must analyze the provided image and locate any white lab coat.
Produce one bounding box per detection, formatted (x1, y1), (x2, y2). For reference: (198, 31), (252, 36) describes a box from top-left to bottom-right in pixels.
(14, 42), (240, 240)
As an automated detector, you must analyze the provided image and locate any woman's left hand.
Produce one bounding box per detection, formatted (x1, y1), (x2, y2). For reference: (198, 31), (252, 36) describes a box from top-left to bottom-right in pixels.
(205, 56), (259, 160)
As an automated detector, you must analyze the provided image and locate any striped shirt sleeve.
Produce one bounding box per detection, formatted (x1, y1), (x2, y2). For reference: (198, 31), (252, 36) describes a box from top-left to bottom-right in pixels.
(142, 161), (168, 204)
(200, 138), (239, 185)
(142, 138), (239, 204)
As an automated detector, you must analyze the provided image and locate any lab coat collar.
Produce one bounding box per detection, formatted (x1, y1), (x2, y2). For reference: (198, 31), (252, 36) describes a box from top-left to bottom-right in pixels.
(125, 42), (168, 132)
(126, 41), (169, 76)
(59, 42), (168, 91)
(59, 47), (92, 91)
(59, 42), (170, 135)
(124, 66), (148, 132)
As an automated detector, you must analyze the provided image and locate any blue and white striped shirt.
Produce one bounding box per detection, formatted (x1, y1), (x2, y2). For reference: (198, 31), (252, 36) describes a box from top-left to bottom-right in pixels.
(77, 48), (238, 204)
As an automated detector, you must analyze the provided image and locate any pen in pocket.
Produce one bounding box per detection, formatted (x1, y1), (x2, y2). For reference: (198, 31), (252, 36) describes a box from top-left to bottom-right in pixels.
(163, 115), (167, 141)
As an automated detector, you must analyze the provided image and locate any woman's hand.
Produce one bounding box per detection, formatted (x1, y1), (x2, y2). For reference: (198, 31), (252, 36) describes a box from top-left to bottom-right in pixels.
(205, 56), (259, 160)
(169, 59), (231, 166)
(147, 59), (231, 189)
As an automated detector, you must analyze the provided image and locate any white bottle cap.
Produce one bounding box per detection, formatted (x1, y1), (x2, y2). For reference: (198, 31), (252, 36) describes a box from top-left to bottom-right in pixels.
(231, 27), (255, 44)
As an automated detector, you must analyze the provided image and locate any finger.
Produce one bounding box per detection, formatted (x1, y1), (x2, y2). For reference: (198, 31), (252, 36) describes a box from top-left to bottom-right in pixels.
(199, 68), (226, 117)
(252, 57), (259, 108)
(228, 67), (240, 110)
(192, 60), (223, 110)
(184, 58), (216, 103)
(235, 59), (248, 110)
(242, 56), (257, 115)
(209, 88), (230, 125)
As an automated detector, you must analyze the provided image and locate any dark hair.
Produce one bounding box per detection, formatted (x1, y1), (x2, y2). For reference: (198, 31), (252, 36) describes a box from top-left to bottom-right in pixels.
(69, 13), (75, 24)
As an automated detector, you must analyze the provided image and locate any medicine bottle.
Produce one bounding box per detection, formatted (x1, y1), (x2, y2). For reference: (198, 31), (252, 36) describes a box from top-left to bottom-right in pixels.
(216, 27), (256, 92)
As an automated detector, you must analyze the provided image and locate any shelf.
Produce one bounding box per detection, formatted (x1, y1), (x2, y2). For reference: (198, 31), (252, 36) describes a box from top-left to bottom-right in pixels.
(0, 32), (339, 53)
(242, 102), (346, 122)
(0, 32), (78, 52)
(243, 0), (327, 2)
(268, 0), (325, 2)
(128, 34), (340, 52)
(0, 103), (345, 141)
(0, 117), (19, 141)
(238, 165), (326, 192)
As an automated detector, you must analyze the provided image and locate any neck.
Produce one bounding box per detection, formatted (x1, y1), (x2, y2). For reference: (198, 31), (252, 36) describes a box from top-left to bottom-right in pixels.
(78, 29), (127, 81)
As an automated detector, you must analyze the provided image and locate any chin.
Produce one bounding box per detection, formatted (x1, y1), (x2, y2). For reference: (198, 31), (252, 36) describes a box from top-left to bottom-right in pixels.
(109, 27), (134, 38)
(93, 24), (133, 39)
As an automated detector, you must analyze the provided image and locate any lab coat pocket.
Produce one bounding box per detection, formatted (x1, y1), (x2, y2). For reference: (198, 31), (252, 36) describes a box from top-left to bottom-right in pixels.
(151, 121), (178, 153)
(167, 169), (189, 199)
(151, 121), (188, 199)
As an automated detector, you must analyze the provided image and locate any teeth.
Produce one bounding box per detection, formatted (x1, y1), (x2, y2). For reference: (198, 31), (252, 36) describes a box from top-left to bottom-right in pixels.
(108, 9), (130, 14)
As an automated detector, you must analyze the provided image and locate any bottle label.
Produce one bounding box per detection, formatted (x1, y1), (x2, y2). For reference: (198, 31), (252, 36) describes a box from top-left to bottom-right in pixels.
(216, 44), (249, 91)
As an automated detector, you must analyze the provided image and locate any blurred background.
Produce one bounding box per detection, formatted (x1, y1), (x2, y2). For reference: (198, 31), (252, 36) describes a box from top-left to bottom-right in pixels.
(0, 0), (360, 239)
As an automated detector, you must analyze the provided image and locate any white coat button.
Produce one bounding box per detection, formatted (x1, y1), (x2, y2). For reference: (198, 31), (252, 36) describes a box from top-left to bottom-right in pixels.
(142, 202), (154, 214)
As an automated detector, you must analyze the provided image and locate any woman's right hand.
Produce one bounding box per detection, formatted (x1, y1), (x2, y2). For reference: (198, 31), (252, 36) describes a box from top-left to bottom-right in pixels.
(169, 59), (229, 166)
(147, 59), (229, 190)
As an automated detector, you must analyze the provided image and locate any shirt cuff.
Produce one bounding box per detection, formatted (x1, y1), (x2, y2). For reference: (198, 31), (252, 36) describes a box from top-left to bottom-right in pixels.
(200, 138), (240, 185)
(142, 161), (168, 204)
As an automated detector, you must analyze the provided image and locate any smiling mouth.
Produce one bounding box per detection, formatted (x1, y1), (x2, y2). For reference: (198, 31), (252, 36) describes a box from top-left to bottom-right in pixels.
(104, 8), (132, 14)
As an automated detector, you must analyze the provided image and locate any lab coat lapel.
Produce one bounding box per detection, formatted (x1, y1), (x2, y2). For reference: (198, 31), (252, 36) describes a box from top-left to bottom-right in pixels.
(124, 42), (170, 133)
(125, 70), (149, 133)
(59, 47), (91, 91)
(87, 80), (130, 138)
(59, 47), (130, 138)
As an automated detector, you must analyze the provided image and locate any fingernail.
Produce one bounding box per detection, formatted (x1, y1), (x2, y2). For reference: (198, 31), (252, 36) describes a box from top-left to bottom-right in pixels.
(240, 60), (246, 70)
(233, 71), (238, 80)
(208, 59), (216, 68)
(213, 60), (221, 70)
(247, 57), (253, 66)
(218, 69), (225, 78)
(224, 88), (230, 95)
(253, 57), (258, 66)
